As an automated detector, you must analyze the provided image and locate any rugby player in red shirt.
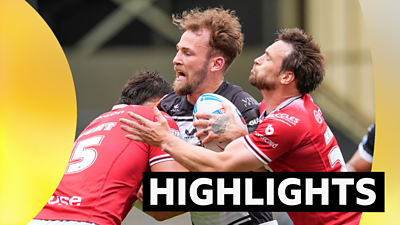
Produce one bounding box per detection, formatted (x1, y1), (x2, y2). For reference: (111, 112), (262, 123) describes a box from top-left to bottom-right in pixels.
(30, 70), (187, 225)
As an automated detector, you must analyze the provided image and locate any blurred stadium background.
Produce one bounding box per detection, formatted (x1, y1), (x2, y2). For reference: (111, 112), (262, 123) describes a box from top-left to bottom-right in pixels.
(26, 0), (375, 224)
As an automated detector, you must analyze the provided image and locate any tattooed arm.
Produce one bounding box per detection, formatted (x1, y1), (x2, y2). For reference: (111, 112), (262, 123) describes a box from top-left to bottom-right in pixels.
(194, 102), (248, 145)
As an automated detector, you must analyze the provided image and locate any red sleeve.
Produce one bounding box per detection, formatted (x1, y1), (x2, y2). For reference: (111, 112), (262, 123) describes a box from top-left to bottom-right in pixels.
(242, 113), (306, 164)
(148, 111), (180, 166)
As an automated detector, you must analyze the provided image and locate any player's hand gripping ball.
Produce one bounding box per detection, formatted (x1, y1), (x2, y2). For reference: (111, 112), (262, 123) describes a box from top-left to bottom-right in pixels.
(193, 94), (248, 152)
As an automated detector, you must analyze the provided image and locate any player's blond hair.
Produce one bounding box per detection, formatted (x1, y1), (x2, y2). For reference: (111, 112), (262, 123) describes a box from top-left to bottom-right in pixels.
(173, 7), (244, 72)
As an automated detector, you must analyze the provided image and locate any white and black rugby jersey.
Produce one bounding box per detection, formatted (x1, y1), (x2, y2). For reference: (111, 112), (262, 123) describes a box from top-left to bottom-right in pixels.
(159, 81), (261, 146)
(159, 81), (273, 225)
(358, 123), (375, 163)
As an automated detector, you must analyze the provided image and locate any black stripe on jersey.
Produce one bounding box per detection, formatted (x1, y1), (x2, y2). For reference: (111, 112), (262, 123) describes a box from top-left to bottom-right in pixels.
(243, 136), (271, 163)
(227, 215), (251, 225)
(172, 118), (194, 122)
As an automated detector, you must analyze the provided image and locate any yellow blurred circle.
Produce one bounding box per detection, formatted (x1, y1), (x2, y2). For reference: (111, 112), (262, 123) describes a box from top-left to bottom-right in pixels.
(359, 0), (400, 224)
(0, 1), (76, 224)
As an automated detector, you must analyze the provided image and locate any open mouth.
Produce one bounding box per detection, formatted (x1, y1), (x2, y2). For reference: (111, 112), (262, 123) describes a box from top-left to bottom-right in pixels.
(176, 71), (186, 78)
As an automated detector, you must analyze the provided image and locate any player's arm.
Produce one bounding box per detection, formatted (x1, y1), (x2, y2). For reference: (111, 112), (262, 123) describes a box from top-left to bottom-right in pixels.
(346, 150), (372, 172)
(139, 160), (188, 221)
(164, 133), (264, 172)
(120, 107), (264, 172)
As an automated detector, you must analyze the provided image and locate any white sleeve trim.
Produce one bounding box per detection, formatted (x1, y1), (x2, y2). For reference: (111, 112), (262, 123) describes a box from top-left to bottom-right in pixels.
(149, 154), (174, 167)
(241, 136), (271, 165)
(358, 142), (373, 163)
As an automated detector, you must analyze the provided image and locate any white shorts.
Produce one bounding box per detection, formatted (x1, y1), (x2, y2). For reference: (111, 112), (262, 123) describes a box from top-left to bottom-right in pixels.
(28, 219), (97, 225)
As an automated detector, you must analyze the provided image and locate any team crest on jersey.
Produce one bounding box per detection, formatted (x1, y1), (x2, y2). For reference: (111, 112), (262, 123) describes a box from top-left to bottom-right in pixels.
(185, 128), (196, 136)
(314, 109), (323, 124)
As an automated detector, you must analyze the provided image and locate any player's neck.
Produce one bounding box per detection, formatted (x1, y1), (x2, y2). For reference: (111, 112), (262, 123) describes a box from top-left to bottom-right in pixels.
(261, 88), (301, 114)
(186, 79), (223, 105)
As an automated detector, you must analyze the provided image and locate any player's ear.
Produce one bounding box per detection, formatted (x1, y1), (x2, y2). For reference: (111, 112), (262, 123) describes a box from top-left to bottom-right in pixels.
(210, 56), (225, 72)
(281, 71), (295, 84)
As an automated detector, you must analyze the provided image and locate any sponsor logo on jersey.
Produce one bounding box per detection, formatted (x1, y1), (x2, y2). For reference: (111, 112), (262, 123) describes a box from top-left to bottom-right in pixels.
(314, 109), (323, 124)
(269, 113), (299, 126)
(241, 97), (258, 107)
(254, 131), (278, 148)
(176, 121), (199, 145)
(248, 118), (260, 126)
(185, 128), (196, 137)
(171, 104), (180, 113)
(48, 195), (82, 206)
(78, 122), (117, 138)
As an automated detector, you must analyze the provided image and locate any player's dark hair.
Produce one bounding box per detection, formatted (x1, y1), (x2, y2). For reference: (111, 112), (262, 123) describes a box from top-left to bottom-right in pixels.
(172, 7), (243, 72)
(117, 70), (173, 105)
(277, 28), (325, 94)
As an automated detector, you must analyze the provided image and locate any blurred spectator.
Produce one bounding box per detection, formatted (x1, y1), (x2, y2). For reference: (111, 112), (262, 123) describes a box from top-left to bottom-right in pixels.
(346, 123), (375, 172)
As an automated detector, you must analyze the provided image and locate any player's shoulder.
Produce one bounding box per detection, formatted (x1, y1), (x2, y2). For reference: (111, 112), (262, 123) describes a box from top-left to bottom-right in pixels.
(261, 95), (312, 129)
(159, 91), (181, 104)
(159, 110), (174, 122)
(218, 81), (253, 99)
(123, 105), (154, 117)
(159, 91), (184, 110)
(283, 94), (320, 119)
(217, 81), (259, 111)
(93, 104), (133, 122)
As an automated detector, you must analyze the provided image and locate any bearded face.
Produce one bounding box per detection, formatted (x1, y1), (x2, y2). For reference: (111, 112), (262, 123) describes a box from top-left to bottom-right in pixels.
(249, 68), (277, 91)
(172, 29), (213, 96)
(173, 58), (209, 96)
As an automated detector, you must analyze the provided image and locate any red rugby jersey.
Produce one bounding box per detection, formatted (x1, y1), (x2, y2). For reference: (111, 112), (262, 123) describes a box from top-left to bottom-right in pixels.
(35, 105), (179, 225)
(242, 94), (361, 225)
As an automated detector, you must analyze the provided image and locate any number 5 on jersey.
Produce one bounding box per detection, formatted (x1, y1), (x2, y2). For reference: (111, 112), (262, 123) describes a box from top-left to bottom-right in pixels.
(65, 135), (104, 174)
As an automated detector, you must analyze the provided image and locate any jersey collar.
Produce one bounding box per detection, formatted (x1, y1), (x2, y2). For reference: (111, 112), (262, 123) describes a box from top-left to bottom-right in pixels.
(260, 94), (303, 120)
(112, 104), (129, 110)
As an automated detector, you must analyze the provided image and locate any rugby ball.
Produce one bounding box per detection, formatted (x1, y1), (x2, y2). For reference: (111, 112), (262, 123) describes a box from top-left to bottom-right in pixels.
(193, 93), (248, 152)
